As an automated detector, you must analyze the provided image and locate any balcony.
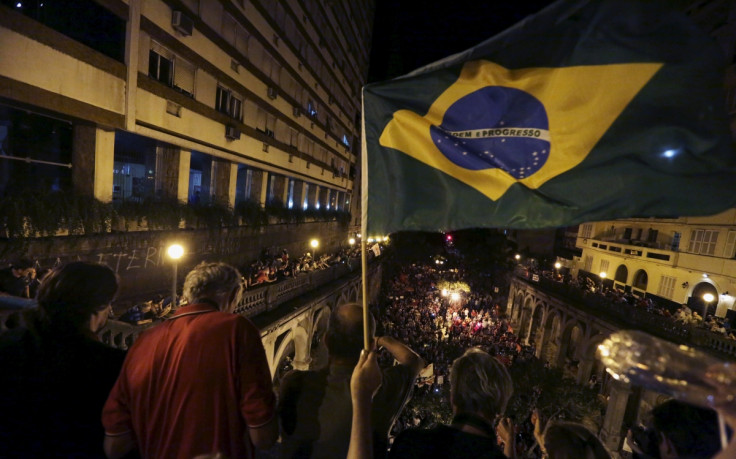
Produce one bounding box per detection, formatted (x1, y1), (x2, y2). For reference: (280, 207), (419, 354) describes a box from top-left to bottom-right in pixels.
(98, 258), (363, 350)
(515, 269), (736, 360)
(578, 237), (676, 264)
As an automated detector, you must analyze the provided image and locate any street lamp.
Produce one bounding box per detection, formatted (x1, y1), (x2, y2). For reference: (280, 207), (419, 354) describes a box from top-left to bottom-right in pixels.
(703, 292), (715, 318)
(310, 238), (319, 260)
(167, 243), (184, 307)
(554, 262), (562, 269)
(348, 237), (356, 246)
(599, 271), (607, 292)
(515, 254), (521, 261)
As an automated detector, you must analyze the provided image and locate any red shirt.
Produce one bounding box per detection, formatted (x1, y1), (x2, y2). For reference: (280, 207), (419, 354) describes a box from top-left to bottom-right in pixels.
(102, 303), (276, 459)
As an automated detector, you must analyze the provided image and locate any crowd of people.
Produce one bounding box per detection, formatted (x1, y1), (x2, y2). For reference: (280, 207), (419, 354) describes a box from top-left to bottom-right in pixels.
(1, 253), (735, 458)
(534, 266), (736, 341)
(240, 245), (361, 289)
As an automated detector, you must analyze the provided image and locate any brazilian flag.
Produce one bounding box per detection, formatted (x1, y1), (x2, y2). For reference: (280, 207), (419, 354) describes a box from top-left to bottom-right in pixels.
(362, 0), (736, 234)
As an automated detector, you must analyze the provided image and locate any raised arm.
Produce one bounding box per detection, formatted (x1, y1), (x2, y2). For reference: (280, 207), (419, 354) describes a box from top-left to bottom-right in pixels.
(376, 335), (425, 375)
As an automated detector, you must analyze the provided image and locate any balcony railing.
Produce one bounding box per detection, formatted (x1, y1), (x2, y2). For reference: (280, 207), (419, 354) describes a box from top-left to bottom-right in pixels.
(98, 258), (361, 349)
(515, 270), (736, 360)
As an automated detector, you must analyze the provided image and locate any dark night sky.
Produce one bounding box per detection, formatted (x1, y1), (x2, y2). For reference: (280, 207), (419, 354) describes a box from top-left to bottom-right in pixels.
(368, 0), (558, 83)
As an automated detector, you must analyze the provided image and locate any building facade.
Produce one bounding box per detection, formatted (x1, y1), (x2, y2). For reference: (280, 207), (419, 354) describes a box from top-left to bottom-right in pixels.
(0, 0), (372, 221)
(572, 0), (736, 319)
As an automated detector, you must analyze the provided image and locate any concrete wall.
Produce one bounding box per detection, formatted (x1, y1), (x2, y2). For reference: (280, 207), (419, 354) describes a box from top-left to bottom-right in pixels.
(0, 220), (350, 304)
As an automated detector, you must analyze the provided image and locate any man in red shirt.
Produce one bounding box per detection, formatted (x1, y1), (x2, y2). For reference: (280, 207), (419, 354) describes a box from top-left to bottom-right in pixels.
(102, 262), (277, 459)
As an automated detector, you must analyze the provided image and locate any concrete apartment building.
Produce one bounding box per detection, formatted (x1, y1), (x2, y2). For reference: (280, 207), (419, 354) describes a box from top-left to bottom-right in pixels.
(574, 0), (736, 319)
(0, 0), (372, 219)
(0, 0), (374, 297)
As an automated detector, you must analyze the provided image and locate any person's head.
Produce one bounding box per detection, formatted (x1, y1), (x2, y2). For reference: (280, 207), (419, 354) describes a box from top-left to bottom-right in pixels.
(651, 400), (720, 459)
(182, 262), (243, 312)
(449, 348), (513, 421)
(11, 258), (34, 277)
(36, 262), (118, 334)
(325, 302), (375, 363)
(542, 422), (610, 459)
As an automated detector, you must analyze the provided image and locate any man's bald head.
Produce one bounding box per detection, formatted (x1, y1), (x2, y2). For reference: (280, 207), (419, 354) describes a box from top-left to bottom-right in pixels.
(325, 303), (376, 362)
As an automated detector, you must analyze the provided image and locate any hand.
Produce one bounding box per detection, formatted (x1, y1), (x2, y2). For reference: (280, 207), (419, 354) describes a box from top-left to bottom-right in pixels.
(531, 409), (544, 443)
(351, 349), (382, 403)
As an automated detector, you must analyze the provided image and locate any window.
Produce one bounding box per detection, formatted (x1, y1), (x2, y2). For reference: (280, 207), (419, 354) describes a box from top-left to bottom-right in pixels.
(113, 132), (158, 202)
(658, 275), (676, 299)
(173, 57), (195, 97)
(216, 86), (242, 120)
(580, 223), (592, 239)
(0, 105), (72, 197)
(688, 229), (719, 255)
(600, 260), (609, 276)
(149, 45), (174, 86)
(307, 100), (317, 117)
(647, 228), (658, 243)
(725, 231), (736, 258)
(302, 183), (309, 209)
(584, 255), (593, 272)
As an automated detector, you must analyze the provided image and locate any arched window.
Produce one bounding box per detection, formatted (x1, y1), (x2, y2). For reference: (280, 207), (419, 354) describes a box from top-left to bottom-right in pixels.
(633, 270), (648, 290)
(614, 265), (628, 283)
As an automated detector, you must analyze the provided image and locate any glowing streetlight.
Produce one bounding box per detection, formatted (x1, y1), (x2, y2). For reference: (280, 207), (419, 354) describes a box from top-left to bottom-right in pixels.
(167, 244), (184, 307)
(515, 254), (521, 261)
(703, 292), (716, 318)
(450, 292), (460, 302)
(599, 272), (607, 279)
(441, 289), (448, 297)
(310, 238), (319, 260)
(348, 237), (356, 246)
(554, 262), (562, 270)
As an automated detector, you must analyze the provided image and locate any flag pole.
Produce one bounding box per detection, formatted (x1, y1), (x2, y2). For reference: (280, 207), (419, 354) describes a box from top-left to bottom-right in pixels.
(360, 88), (370, 351)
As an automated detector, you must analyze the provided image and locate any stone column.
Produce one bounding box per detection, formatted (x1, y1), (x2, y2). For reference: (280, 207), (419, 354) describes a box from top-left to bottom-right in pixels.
(291, 358), (312, 371)
(272, 175), (288, 206)
(250, 170), (268, 207)
(155, 144), (181, 200)
(319, 187), (330, 209)
(292, 180), (306, 210)
(176, 149), (191, 203)
(335, 191), (343, 210)
(577, 357), (596, 385)
(307, 184), (319, 209)
(72, 125), (115, 202)
(211, 157), (233, 206)
(227, 162), (238, 208)
(600, 379), (631, 454)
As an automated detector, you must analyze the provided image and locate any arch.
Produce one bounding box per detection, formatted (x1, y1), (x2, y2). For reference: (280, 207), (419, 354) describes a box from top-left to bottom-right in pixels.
(556, 320), (585, 372)
(527, 303), (545, 346)
(577, 333), (608, 386)
(541, 311), (561, 365)
(632, 269), (648, 291)
(272, 332), (296, 383)
(614, 264), (628, 284)
(310, 306), (331, 368)
(691, 281), (719, 317)
(512, 290), (524, 320)
(518, 297), (534, 339)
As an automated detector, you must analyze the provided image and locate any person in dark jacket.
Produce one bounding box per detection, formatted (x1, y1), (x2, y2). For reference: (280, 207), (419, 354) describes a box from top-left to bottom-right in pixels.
(0, 262), (125, 458)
